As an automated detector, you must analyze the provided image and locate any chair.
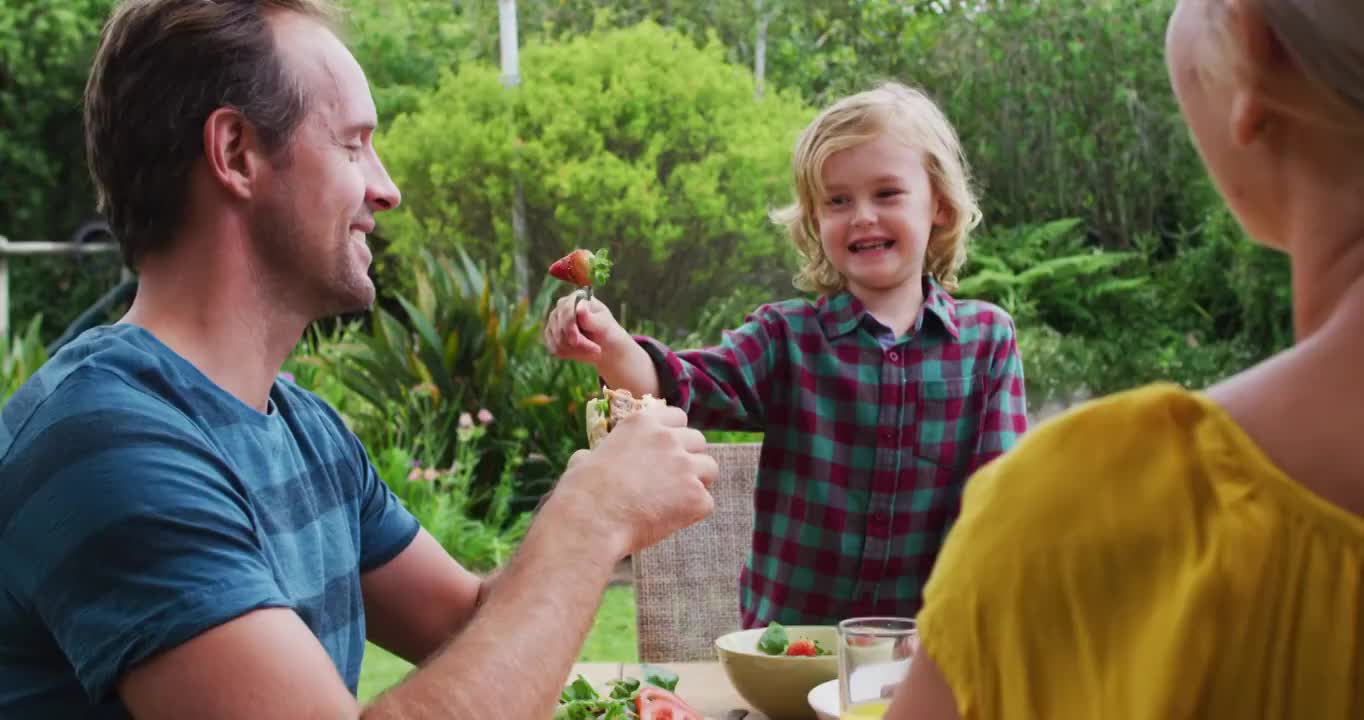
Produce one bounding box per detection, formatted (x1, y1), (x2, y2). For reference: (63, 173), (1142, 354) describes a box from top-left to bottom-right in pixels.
(632, 442), (761, 662)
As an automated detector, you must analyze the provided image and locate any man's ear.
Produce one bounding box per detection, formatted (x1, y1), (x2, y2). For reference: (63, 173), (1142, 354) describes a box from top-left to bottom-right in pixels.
(202, 107), (267, 200)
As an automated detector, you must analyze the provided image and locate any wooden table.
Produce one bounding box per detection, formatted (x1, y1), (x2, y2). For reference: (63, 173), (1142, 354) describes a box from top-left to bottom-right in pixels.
(567, 662), (769, 719)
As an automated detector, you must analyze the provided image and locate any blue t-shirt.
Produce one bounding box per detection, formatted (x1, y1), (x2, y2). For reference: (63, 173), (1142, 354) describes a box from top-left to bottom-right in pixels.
(0, 324), (420, 718)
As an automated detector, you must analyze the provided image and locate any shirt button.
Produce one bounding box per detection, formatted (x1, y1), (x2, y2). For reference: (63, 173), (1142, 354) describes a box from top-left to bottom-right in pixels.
(882, 430), (894, 441)
(888, 351), (900, 363)
(872, 512), (889, 526)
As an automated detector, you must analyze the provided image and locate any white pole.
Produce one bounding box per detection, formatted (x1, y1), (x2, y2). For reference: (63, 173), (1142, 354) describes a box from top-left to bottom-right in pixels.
(499, 0), (530, 299)
(754, 0), (769, 100)
(498, 0), (521, 88)
(1, 245), (8, 342)
(0, 235), (126, 341)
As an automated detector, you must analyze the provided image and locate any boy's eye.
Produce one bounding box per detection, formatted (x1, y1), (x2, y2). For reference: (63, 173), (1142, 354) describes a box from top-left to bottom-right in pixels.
(826, 195), (850, 207)
(877, 189), (904, 198)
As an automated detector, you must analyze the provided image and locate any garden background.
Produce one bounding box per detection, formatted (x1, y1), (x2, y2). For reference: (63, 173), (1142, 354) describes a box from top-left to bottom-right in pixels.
(1, 0), (1291, 699)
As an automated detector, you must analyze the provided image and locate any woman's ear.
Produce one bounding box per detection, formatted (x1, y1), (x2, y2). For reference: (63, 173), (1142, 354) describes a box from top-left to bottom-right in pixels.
(1224, 0), (1293, 146)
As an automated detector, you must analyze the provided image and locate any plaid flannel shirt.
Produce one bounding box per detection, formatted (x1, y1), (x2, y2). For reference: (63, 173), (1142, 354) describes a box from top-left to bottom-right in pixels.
(637, 275), (1027, 627)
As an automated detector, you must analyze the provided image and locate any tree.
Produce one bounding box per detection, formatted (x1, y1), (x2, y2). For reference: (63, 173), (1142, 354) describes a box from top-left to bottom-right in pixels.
(0, 0), (123, 341)
(375, 22), (813, 329)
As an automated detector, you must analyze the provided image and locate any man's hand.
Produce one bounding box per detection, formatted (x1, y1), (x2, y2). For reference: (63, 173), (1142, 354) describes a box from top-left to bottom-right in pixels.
(546, 403), (718, 558)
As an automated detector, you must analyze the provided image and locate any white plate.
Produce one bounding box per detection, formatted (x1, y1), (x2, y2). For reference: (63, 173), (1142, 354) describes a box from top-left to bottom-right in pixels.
(807, 660), (912, 720)
(808, 678), (840, 720)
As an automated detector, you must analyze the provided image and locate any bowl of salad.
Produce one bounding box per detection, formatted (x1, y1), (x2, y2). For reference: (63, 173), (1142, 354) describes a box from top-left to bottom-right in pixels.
(714, 622), (838, 720)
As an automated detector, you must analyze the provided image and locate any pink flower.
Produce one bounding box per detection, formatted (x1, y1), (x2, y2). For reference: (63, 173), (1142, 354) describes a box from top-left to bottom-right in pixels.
(477, 409), (494, 425)
(423, 468), (439, 482)
(458, 412), (474, 429)
(407, 468), (422, 482)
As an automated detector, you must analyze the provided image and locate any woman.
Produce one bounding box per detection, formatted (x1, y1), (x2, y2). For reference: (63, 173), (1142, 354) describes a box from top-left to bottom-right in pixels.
(888, 0), (1364, 717)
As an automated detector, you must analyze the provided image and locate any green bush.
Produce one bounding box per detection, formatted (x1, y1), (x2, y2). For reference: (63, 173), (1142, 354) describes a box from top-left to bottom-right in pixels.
(962, 212), (1288, 406)
(370, 427), (531, 574)
(0, 1), (127, 341)
(1, 315), (50, 405)
(442, 1), (951, 107)
(341, 0), (473, 124)
(916, 0), (1199, 247)
(959, 218), (1145, 337)
(425, 0), (1197, 250)
(280, 319), (371, 425)
(319, 249), (595, 500)
(376, 21), (811, 329)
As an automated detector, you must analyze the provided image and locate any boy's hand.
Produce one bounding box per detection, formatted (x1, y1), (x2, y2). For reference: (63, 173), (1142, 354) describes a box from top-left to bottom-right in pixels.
(543, 292), (630, 364)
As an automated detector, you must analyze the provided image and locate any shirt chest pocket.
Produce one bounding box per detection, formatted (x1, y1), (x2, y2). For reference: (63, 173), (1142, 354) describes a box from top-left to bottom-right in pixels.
(914, 375), (986, 470)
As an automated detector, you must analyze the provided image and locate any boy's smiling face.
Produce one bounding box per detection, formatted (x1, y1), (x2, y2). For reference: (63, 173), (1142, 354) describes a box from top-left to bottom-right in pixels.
(815, 134), (948, 299)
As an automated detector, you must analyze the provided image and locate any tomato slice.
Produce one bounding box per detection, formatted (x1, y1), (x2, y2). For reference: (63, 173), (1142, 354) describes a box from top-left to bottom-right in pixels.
(639, 698), (702, 720)
(637, 687), (702, 720)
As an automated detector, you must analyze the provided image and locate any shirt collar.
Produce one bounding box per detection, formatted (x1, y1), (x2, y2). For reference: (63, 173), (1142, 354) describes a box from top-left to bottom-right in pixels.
(817, 274), (960, 341)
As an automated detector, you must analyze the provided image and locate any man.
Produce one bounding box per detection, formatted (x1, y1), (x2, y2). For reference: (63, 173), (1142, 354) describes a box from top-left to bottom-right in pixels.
(0, 1), (718, 718)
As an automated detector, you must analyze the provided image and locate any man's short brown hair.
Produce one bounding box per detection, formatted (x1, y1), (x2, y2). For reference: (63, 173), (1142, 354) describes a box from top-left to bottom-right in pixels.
(83, 0), (340, 269)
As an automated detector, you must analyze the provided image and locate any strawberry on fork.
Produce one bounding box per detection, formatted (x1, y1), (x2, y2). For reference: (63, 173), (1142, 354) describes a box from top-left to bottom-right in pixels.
(547, 248), (612, 300)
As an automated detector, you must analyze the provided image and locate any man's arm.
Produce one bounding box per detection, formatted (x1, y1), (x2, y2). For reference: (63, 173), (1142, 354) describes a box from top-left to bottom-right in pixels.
(120, 490), (619, 720)
(359, 529), (485, 665)
(361, 489), (623, 718)
(119, 405), (716, 720)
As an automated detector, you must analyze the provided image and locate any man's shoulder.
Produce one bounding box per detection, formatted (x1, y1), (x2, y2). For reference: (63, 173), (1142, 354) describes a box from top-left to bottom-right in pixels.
(0, 325), (361, 485)
(1, 327), (194, 457)
(269, 378), (362, 461)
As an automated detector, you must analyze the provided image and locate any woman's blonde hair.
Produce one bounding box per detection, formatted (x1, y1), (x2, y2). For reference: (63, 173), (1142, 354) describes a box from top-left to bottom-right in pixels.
(1207, 0), (1364, 133)
(771, 82), (982, 296)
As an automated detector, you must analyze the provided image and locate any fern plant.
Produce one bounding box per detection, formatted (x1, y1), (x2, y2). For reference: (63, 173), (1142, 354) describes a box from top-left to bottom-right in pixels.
(959, 218), (1147, 334)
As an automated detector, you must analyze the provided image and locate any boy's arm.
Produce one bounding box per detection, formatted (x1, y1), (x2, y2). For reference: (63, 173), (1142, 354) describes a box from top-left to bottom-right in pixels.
(628, 312), (781, 432)
(547, 294), (783, 430)
(596, 331), (663, 397)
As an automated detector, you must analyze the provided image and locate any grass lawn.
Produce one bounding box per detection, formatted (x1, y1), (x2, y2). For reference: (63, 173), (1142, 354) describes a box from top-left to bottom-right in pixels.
(358, 585), (637, 701)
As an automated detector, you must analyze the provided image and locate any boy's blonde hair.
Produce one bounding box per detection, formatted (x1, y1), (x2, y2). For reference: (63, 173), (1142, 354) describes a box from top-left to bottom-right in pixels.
(1206, 0), (1364, 134)
(772, 82), (982, 296)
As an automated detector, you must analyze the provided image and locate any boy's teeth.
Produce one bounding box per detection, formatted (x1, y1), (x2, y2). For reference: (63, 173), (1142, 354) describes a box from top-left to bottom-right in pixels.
(852, 240), (893, 252)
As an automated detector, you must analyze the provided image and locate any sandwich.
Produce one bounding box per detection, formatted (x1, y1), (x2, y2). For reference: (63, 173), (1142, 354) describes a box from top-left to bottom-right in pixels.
(586, 387), (666, 449)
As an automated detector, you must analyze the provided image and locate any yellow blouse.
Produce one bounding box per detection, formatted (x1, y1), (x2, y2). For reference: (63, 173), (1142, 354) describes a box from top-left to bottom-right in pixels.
(917, 383), (1364, 719)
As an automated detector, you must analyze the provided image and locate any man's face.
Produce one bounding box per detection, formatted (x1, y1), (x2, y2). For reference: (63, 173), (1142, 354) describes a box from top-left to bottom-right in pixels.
(250, 11), (401, 318)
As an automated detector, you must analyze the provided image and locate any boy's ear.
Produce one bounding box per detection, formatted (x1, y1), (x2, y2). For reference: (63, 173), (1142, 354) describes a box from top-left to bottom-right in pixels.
(932, 195), (953, 227)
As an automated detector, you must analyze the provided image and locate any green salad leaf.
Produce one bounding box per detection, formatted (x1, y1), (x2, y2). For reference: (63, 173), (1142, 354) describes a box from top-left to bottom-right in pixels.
(560, 675), (599, 703)
(642, 664), (678, 692)
(757, 621), (789, 655)
(557, 667), (680, 719)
